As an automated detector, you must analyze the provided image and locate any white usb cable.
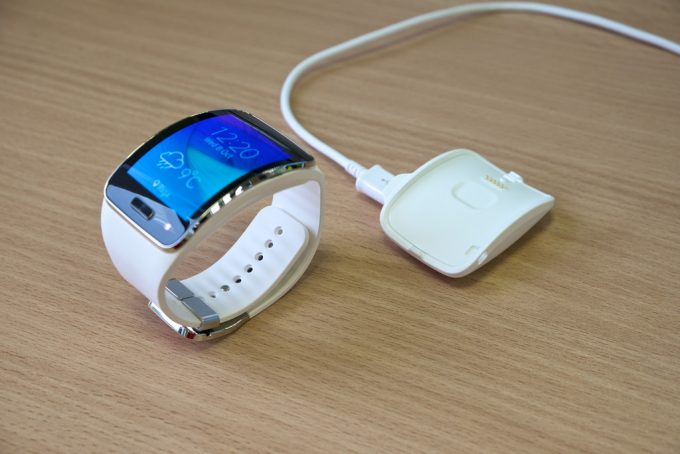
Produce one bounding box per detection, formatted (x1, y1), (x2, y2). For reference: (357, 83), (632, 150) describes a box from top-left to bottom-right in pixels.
(280, 2), (680, 204)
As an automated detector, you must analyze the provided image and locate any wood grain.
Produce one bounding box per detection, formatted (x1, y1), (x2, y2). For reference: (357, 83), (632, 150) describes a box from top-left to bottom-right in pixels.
(1, 0), (679, 452)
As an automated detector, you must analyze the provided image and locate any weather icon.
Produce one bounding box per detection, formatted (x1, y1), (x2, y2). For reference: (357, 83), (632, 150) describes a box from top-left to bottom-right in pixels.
(157, 151), (184, 170)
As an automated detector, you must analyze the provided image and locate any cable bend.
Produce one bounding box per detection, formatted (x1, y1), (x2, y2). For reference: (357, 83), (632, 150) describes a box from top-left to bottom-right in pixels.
(280, 2), (680, 178)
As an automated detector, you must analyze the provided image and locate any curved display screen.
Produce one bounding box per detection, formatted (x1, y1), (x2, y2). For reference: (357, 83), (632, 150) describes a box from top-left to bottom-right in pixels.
(127, 113), (292, 221)
(105, 110), (312, 247)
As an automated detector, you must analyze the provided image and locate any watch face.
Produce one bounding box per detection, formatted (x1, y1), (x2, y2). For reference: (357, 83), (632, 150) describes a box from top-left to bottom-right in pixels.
(106, 110), (313, 247)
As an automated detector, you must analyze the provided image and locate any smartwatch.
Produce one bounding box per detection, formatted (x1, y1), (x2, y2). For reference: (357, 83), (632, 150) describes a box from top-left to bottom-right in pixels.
(101, 109), (324, 340)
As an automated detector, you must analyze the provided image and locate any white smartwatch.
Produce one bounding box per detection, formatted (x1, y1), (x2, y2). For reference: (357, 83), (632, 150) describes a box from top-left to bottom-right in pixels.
(101, 109), (324, 340)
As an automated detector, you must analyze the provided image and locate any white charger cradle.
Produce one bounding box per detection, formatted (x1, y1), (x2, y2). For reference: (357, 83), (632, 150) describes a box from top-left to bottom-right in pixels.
(376, 150), (553, 277)
(280, 2), (680, 277)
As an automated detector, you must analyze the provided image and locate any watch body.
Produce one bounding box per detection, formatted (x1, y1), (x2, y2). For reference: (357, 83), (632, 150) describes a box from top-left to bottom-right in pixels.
(105, 109), (314, 248)
(101, 110), (323, 340)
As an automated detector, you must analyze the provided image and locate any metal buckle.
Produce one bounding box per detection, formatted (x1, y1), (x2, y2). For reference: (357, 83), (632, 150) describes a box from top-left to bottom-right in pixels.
(165, 278), (221, 329)
(148, 279), (250, 341)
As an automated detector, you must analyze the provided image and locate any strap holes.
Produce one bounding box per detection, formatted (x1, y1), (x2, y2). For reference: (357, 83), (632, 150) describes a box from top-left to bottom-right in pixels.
(265, 239), (273, 249)
(245, 265), (253, 273)
(255, 252), (264, 261)
(234, 276), (242, 284)
(208, 291), (216, 298)
(274, 226), (283, 236)
(220, 285), (230, 292)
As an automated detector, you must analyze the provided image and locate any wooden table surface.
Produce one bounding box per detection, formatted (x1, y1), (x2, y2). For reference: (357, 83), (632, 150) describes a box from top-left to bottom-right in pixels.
(1, 0), (679, 452)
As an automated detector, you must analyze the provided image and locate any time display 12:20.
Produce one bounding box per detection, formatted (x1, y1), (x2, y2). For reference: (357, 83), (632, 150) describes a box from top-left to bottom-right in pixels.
(203, 125), (261, 160)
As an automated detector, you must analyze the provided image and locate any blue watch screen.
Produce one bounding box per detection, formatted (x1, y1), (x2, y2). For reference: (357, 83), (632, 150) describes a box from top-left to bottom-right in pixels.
(127, 114), (292, 220)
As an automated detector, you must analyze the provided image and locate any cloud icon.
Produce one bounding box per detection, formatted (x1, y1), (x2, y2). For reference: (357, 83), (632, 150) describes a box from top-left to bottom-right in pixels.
(157, 151), (184, 170)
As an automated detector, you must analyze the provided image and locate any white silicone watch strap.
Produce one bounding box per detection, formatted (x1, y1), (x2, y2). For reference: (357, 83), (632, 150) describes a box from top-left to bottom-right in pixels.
(179, 205), (310, 320)
(101, 167), (323, 332)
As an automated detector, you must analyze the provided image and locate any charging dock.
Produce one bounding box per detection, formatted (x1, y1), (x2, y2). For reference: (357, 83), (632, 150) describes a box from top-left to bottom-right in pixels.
(380, 149), (554, 277)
